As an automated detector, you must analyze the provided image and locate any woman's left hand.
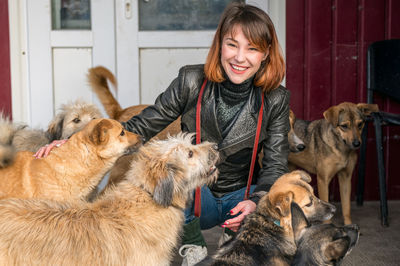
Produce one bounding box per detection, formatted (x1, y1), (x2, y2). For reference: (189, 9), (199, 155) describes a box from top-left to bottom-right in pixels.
(223, 200), (256, 232)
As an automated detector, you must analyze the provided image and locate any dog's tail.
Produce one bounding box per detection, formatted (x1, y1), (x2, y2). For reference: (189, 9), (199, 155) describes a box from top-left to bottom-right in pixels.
(88, 66), (122, 119)
(0, 113), (18, 168)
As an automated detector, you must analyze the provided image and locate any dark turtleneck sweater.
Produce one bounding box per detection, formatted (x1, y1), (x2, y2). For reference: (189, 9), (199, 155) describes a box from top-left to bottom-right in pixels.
(216, 77), (254, 138)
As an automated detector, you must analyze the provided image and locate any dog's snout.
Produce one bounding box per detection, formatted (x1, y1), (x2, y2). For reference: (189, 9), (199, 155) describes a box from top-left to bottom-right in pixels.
(352, 139), (360, 148)
(297, 144), (305, 151)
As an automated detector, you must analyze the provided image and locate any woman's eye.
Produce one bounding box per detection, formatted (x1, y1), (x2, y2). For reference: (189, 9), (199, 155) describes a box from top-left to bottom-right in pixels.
(188, 150), (193, 158)
(249, 47), (258, 51)
(120, 130), (125, 136)
(73, 118), (81, 123)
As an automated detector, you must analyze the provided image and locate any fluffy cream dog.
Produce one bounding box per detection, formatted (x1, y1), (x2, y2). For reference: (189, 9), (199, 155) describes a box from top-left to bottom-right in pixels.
(0, 133), (219, 265)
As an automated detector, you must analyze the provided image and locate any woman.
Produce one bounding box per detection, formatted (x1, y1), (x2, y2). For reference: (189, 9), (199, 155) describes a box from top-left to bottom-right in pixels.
(122, 3), (289, 265)
(36, 3), (289, 265)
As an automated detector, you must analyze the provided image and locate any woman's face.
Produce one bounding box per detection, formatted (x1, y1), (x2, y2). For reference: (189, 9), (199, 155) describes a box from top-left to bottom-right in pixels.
(221, 25), (268, 84)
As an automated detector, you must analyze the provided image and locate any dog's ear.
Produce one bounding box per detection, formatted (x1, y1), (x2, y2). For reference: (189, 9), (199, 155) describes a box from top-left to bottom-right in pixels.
(356, 103), (379, 116)
(323, 106), (341, 126)
(293, 170), (312, 183)
(46, 114), (64, 141)
(153, 163), (176, 207)
(273, 191), (294, 217)
(291, 201), (310, 242)
(324, 238), (351, 262)
(89, 119), (113, 145)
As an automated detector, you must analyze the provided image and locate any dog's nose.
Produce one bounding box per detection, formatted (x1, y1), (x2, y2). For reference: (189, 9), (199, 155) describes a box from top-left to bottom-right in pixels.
(352, 140), (360, 148)
(296, 144), (305, 151)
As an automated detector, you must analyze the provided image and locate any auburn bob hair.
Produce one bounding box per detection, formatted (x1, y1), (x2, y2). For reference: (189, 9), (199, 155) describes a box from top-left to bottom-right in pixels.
(204, 2), (285, 93)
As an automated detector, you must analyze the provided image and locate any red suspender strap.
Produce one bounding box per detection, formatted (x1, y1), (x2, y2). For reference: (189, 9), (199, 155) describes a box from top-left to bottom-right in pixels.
(194, 78), (208, 217)
(194, 81), (264, 216)
(244, 92), (264, 200)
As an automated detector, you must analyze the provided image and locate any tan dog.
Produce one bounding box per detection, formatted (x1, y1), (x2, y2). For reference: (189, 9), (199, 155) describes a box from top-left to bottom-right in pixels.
(87, 66), (182, 199)
(0, 134), (218, 265)
(212, 170), (336, 265)
(288, 102), (379, 224)
(0, 118), (142, 201)
(87, 65), (181, 139)
(0, 100), (102, 168)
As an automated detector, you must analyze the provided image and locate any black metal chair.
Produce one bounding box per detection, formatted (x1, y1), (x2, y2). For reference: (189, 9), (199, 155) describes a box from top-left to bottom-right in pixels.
(357, 39), (400, 227)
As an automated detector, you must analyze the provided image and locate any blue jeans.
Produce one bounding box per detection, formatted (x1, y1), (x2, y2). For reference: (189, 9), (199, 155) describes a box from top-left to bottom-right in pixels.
(184, 185), (256, 230)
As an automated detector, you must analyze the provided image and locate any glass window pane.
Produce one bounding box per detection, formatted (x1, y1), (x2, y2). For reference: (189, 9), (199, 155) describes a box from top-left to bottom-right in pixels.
(52, 0), (91, 30)
(139, 0), (244, 31)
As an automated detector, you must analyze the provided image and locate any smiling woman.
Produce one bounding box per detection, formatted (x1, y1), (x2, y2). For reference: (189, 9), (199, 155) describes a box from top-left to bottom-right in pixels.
(220, 25), (268, 85)
(121, 2), (289, 265)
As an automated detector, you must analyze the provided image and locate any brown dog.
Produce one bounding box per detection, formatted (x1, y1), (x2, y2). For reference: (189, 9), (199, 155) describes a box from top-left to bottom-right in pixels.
(0, 100), (103, 168)
(87, 66), (182, 199)
(87, 65), (181, 139)
(0, 134), (218, 265)
(0, 118), (142, 201)
(288, 102), (379, 224)
(212, 170), (336, 265)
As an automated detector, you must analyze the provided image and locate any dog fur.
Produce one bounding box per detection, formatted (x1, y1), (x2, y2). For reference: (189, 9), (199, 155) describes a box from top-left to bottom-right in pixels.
(288, 102), (379, 225)
(291, 202), (359, 265)
(0, 133), (218, 265)
(87, 66), (182, 199)
(0, 100), (102, 169)
(212, 170), (336, 265)
(0, 118), (142, 201)
(288, 109), (306, 153)
(87, 65), (181, 139)
(0, 113), (25, 168)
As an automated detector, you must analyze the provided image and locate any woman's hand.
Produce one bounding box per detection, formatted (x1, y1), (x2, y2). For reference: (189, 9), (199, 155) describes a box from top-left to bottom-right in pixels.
(223, 200), (256, 232)
(34, 139), (68, 159)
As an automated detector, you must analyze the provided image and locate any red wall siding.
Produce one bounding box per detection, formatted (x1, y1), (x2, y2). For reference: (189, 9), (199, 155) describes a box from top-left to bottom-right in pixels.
(0, 0), (12, 118)
(286, 0), (400, 201)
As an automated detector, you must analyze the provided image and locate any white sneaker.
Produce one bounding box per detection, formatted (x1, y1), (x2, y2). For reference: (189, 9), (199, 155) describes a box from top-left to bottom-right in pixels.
(179, 244), (207, 266)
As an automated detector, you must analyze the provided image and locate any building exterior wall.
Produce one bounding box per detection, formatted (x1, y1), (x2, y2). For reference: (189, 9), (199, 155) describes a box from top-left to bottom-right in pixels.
(286, 0), (400, 200)
(0, 0), (12, 118)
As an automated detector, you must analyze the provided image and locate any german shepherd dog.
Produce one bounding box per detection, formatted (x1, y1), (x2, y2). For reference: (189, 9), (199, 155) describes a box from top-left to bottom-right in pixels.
(288, 102), (379, 224)
(291, 202), (360, 265)
(211, 170), (336, 266)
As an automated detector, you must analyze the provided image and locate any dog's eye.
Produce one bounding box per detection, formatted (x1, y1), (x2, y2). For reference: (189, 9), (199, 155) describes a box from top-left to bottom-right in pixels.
(305, 197), (313, 207)
(120, 130), (125, 136)
(73, 118), (81, 123)
(340, 124), (348, 130)
(188, 150), (193, 158)
(358, 122), (364, 129)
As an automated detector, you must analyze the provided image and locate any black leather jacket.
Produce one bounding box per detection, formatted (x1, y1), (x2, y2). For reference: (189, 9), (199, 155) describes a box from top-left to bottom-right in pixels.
(123, 64), (290, 201)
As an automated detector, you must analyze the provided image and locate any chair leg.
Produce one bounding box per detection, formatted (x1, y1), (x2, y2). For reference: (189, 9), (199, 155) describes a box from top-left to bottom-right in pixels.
(356, 123), (368, 206)
(372, 114), (389, 227)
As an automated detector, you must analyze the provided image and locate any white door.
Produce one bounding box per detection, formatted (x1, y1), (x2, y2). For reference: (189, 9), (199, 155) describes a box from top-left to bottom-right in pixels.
(12, 0), (115, 128)
(114, 0), (281, 108)
(11, 0), (284, 127)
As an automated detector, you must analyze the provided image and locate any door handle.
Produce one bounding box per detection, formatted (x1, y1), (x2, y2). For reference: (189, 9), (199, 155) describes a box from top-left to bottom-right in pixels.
(125, 0), (132, 19)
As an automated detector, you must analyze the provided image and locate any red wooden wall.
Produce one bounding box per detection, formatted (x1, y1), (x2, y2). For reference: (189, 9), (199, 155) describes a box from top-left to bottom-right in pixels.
(286, 0), (400, 201)
(0, 0), (12, 118)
